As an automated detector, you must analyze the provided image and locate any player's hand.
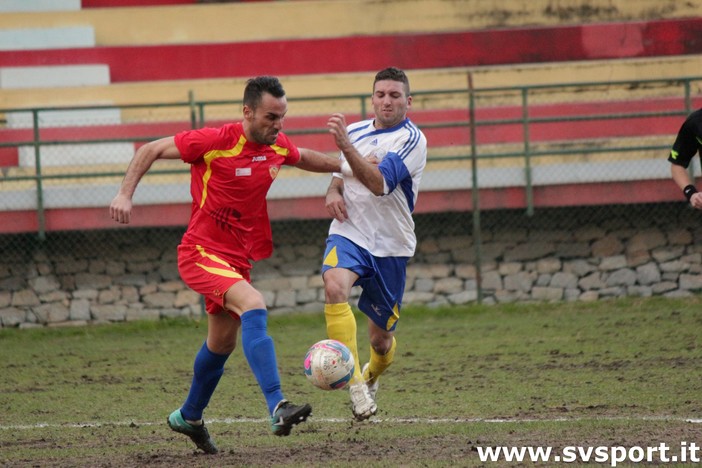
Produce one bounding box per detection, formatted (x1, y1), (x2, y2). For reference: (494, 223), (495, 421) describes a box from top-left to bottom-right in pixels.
(327, 113), (353, 152)
(365, 147), (386, 165)
(691, 192), (702, 210)
(109, 194), (133, 224)
(365, 154), (381, 165)
(325, 191), (348, 222)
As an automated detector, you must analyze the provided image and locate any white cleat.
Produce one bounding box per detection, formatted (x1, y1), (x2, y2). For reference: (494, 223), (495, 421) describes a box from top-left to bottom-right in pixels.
(349, 381), (377, 421)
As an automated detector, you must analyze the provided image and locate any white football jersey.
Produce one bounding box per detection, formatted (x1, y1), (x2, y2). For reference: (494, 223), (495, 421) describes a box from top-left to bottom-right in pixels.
(329, 117), (427, 257)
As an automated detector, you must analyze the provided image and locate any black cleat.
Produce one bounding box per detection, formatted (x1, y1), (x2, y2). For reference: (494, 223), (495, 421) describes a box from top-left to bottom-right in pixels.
(270, 400), (312, 436)
(167, 409), (218, 454)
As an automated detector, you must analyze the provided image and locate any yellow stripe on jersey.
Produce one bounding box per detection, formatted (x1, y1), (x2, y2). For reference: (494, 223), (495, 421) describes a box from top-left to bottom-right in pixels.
(195, 262), (244, 279)
(199, 135), (247, 208)
(195, 245), (243, 278)
(195, 244), (230, 266)
(271, 144), (289, 157)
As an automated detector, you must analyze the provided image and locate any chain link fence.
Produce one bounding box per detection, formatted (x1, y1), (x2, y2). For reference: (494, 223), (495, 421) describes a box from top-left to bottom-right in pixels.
(1, 76), (702, 326)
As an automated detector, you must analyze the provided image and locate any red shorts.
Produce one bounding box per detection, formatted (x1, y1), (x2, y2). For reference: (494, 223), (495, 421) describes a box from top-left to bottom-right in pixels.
(177, 243), (251, 316)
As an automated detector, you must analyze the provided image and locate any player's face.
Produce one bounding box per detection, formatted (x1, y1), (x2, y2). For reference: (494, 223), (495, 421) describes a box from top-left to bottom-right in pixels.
(244, 92), (287, 145)
(371, 80), (411, 129)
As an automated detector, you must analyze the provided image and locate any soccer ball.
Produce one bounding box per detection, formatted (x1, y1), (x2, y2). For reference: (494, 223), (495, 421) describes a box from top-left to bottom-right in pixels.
(304, 339), (355, 390)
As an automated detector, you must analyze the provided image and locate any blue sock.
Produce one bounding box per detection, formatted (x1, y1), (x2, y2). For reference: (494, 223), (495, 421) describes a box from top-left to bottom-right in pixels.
(180, 341), (230, 422)
(240, 308), (285, 415)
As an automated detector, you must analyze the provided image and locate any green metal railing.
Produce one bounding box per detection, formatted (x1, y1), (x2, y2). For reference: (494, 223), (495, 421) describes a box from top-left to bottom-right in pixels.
(1, 75), (701, 241)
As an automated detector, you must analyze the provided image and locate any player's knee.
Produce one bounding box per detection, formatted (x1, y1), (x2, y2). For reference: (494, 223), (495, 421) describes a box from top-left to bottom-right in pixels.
(370, 335), (394, 355)
(224, 288), (266, 315)
(212, 341), (236, 355)
(323, 277), (349, 303)
(244, 289), (266, 310)
(208, 332), (238, 355)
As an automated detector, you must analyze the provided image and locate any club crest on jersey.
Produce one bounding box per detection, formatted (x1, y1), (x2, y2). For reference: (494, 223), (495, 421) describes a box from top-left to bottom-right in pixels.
(269, 166), (279, 180)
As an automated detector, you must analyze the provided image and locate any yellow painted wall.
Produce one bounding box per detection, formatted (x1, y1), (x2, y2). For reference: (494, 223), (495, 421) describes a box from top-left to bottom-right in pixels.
(0, 0), (698, 46)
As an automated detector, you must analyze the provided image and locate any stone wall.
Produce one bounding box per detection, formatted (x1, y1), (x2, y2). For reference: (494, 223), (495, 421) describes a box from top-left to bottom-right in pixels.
(1, 203), (701, 328)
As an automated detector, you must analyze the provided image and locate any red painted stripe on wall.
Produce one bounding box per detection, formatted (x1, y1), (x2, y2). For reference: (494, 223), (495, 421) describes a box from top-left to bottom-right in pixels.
(0, 18), (700, 82)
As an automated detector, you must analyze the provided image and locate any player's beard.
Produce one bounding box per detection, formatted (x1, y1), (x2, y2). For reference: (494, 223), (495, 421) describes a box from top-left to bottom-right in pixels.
(251, 127), (279, 145)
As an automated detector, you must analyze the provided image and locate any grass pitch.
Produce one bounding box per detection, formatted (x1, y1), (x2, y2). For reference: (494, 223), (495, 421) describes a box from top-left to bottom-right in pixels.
(1, 296), (701, 466)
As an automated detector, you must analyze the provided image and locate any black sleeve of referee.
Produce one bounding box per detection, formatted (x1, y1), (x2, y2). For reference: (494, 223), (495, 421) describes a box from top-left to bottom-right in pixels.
(669, 111), (702, 168)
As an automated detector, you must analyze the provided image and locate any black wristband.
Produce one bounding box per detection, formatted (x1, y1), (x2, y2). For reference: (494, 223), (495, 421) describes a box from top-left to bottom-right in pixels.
(683, 184), (698, 201)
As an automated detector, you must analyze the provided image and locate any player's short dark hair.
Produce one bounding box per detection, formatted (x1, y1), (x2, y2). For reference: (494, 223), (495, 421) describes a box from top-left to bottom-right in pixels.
(374, 67), (410, 95)
(243, 76), (286, 109)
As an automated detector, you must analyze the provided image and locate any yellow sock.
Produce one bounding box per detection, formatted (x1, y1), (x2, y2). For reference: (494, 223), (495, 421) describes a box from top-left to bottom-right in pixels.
(364, 336), (396, 384)
(324, 303), (363, 383)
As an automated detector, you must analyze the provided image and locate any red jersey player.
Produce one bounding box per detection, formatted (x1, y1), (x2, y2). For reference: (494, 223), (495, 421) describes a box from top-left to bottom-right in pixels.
(110, 76), (340, 454)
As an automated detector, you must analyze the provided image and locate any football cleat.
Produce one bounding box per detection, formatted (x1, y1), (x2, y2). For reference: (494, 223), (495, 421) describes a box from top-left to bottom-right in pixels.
(349, 381), (377, 421)
(167, 409), (218, 454)
(270, 400), (312, 436)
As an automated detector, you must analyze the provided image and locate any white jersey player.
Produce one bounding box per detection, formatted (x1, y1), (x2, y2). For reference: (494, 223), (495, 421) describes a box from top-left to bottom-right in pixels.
(322, 67), (427, 421)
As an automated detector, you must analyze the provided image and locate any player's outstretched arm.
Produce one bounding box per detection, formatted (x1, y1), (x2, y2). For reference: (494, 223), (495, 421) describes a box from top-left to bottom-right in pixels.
(110, 136), (181, 224)
(296, 148), (342, 173)
(327, 113), (384, 196)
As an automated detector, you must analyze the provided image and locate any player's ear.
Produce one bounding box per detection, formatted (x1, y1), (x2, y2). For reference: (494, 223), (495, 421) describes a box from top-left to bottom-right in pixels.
(243, 104), (254, 121)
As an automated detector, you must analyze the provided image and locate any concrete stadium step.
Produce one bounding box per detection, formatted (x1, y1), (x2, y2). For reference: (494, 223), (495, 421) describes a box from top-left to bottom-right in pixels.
(1, 55), (699, 111)
(3, 158), (182, 181)
(5, 108), (122, 128)
(17, 143), (135, 168)
(0, 0), (79, 13)
(0, 0), (698, 46)
(0, 64), (110, 90)
(0, 26), (95, 51)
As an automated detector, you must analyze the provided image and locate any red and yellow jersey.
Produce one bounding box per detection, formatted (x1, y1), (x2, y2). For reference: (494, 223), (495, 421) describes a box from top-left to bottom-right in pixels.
(174, 122), (300, 265)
